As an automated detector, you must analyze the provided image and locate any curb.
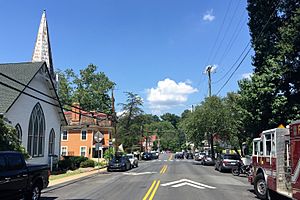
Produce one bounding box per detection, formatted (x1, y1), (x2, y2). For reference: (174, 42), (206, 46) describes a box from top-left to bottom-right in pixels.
(44, 167), (107, 192)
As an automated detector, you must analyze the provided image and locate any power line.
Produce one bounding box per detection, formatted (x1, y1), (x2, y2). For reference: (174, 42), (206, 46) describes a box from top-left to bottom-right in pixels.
(212, 42), (250, 84)
(215, 1), (281, 95)
(205, 0), (233, 66)
(198, 0), (232, 98)
(0, 72), (110, 116)
(0, 80), (111, 122)
(216, 47), (251, 95)
(210, 0), (241, 64)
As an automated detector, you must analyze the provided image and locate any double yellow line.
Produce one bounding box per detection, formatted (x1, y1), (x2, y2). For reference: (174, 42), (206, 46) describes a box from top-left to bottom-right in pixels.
(142, 180), (161, 200)
(142, 164), (168, 199)
(160, 165), (168, 174)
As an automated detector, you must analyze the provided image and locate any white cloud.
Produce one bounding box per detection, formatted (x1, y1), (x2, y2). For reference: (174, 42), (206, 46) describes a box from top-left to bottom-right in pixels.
(242, 73), (253, 79)
(146, 78), (198, 114)
(203, 9), (215, 22)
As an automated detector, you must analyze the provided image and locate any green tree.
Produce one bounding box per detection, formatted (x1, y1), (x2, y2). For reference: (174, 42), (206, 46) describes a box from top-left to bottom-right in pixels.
(161, 113), (180, 129)
(223, 92), (252, 154)
(117, 92), (143, 150)
(57, 69), (73, 109)
(179, 96), (229, 156)
(0, 117), (28, 158)
(58, 64), (115, 114)
(239, 0), (300, 137)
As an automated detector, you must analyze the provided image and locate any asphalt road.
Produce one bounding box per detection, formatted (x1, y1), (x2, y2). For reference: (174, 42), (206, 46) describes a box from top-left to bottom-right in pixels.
(42, 153), (258, 200)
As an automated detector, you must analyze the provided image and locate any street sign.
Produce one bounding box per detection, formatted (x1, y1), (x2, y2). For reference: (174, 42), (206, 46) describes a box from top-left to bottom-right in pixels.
(94, 131), (103, 143)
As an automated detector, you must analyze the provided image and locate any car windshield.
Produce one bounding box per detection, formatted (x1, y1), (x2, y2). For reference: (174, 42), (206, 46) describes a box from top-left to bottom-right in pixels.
(223, 155), (240, 160)
(111, 157), (123, 163)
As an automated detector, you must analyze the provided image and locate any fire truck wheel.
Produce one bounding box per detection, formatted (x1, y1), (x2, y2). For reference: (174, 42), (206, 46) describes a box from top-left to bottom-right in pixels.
(254, 173), (268, 200)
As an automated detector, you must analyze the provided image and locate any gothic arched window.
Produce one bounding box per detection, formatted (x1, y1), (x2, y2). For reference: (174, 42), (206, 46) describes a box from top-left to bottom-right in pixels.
(15, 123), (22, 142)
(28, 103), (45, 157)
(48, 129), (55, 155)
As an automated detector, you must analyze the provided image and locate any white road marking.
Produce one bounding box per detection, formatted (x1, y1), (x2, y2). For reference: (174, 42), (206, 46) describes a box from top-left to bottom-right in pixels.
(123, 172), (157, 176)
(161, 178), (216, 189)
(172, 182), (205, 189)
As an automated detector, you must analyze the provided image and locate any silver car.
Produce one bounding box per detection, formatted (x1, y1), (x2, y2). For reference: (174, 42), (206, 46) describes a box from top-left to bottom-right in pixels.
(126, 154), (138, 168)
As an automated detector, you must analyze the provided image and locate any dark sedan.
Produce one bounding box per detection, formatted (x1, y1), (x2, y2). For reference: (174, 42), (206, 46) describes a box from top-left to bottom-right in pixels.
(142, 152), (153, 160)
(107, 156), (131, 172)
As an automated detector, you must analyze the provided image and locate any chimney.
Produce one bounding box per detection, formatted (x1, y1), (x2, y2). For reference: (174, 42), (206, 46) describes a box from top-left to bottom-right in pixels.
(72, 103), (80, 123)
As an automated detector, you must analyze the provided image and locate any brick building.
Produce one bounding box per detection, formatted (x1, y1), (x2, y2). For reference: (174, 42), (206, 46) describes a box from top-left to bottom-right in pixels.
(61, 104), (113, 159)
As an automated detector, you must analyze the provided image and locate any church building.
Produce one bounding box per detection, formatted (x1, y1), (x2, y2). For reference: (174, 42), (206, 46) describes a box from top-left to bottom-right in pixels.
(0, 11), (67, 165)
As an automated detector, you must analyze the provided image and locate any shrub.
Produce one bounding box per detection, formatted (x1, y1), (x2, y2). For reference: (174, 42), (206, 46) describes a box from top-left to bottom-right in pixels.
(58, 156), (88, 170)
(69, 156), (88, 168)
(80, 159), (95, 168)
(58, 159), (72, 170)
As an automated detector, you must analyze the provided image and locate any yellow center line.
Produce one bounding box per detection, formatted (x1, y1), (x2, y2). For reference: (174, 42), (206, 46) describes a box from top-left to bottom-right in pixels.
(148, 180), (160, 200)
(160, 165), (166, 174)
(142, 180), (157, 200)
(162, 165), (168, 174)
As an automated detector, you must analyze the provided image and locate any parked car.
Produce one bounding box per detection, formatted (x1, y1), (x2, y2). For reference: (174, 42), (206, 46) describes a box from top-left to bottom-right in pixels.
(0, 151), (50, 200)
(151, 151), (159, 159)
(174, 152), (184, 159)
(201, 155), (215, 165)
(185, 152), (194, 159)
(142, 152), (153, 160)
(195, 152), (206, 161)
(215, 154), (240, 172)
(107, 156), (131, 172)
(126, 154), (138, 168)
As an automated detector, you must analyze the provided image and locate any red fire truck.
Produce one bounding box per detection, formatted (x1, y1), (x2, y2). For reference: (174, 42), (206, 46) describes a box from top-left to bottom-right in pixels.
(249, 120), (300, 199)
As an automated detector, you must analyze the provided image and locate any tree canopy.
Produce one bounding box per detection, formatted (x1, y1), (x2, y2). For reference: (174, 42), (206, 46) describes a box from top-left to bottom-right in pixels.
(58, 64), (115, 114)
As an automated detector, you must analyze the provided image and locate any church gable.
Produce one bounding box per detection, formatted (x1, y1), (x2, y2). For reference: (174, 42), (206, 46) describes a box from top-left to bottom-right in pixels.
(0, 62), (44, 114)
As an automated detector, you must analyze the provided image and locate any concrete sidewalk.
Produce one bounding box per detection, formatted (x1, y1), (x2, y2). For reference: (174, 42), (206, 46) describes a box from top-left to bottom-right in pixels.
(48, 167), (107, 187)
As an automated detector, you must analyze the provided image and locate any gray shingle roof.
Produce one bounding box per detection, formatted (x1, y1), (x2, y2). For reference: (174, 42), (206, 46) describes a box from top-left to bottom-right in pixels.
(0, 62), (44, 113)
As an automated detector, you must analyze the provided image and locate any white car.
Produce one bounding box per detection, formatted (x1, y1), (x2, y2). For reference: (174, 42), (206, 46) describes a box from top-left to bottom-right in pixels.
(126, 154), (138, 168)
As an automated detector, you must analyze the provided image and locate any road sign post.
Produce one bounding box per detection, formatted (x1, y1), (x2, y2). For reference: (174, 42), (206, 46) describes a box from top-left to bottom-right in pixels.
(94, 131), (103, 171)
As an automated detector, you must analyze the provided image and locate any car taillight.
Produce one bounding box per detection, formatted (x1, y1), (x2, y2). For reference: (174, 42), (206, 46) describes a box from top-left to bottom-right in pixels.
(223, 161), (228, 165)
(48, 170), (51, 177)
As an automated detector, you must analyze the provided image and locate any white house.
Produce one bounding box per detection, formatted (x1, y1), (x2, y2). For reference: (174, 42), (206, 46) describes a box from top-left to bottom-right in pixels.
(0, 11), (67, 164)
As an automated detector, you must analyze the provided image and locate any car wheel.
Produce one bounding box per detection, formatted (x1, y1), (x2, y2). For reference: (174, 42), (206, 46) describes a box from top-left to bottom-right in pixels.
(232, 167), (240, 176)
(27, 183), (41, 200)
(218, 165), (223, 172)
(254, 173), (268, 200)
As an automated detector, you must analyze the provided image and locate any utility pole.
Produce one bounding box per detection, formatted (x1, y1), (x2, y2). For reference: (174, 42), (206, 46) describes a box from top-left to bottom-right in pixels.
(111, 88), (118, 154)
(206, 65), (212, 98)
(205, 65), (215, 159)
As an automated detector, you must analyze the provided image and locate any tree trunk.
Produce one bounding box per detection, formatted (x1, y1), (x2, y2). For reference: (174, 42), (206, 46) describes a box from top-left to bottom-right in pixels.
(210, 133), (214, 159)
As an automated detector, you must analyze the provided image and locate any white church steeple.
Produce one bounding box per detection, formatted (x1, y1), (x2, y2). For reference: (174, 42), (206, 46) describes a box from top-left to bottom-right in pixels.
(32, 10), (54, 78)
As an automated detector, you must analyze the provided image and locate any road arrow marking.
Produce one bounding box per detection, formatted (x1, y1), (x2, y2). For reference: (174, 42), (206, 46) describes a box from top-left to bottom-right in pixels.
(161, 179), (216, 189)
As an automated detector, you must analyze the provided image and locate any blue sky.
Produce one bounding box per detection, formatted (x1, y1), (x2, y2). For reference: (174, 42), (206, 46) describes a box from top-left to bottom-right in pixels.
(0, 0), (253, 116)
